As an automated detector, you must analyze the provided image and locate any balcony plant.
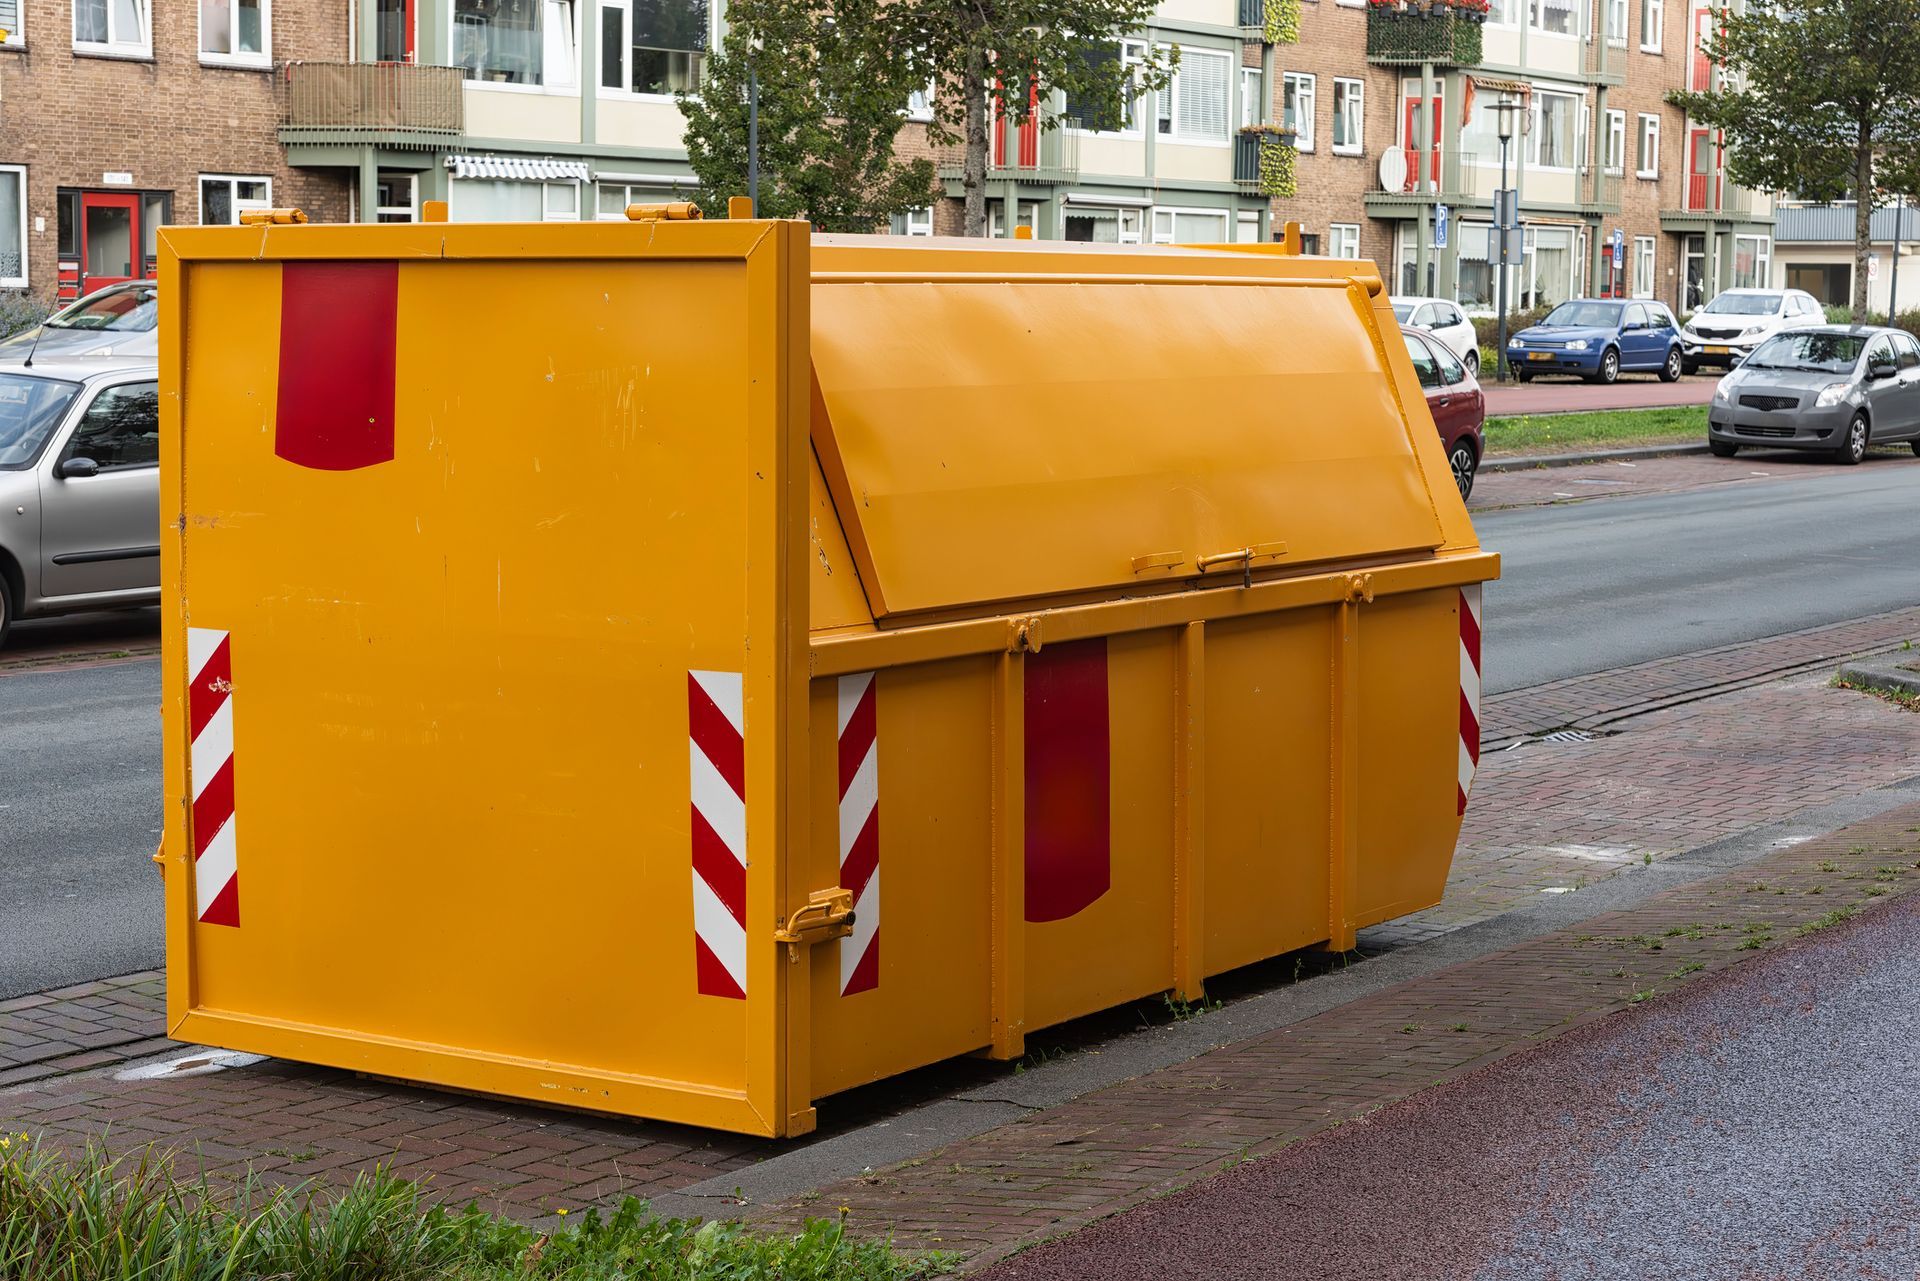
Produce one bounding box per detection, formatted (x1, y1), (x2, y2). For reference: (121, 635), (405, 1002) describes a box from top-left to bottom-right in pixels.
(1265, 0), (1301, 43)
(1241, 125), (1299, 198)
(1365, 0), (1484, 64)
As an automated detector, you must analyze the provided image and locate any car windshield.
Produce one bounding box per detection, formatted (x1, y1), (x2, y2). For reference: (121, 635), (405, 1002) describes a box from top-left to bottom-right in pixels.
(1701, 293), (1782, 316)
(1541, 302), (1622, 328)
(44, 286), (159, 332)
(0, 374), (84, 469)
(1743, 332), (1866, 372)
(1392, 303), (1416, 322)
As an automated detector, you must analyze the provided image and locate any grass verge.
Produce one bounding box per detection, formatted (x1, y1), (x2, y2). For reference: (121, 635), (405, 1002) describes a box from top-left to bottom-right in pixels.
(1484, 405), (1706, 456)
(0, 1134), (950, 1281)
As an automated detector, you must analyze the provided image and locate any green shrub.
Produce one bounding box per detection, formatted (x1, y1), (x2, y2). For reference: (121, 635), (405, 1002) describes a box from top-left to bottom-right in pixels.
(0, 292), (53, 341)
(1472, 305), (1552, 350)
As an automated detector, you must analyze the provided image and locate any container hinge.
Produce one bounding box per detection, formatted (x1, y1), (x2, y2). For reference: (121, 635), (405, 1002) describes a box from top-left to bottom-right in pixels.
(774, 888), (856, 961)
(1343, 572), (1376, 605)
(1007, 615), (1044, 654)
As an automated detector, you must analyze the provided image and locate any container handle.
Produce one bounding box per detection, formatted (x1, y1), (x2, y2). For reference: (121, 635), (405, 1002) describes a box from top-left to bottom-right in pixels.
(774, 888), (856, 961)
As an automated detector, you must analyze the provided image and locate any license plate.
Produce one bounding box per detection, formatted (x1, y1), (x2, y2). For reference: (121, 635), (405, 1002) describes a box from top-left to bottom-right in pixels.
(1526, 351), (1553, 361)
(1706, 345), (1729, 355)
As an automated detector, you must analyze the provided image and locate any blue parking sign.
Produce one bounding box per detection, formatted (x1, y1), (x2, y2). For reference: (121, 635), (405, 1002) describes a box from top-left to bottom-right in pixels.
(1436, 204), (1450, 249)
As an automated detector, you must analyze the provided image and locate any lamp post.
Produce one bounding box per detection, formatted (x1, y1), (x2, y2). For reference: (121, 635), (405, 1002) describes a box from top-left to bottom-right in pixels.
(1893, 193), (1906, 319)
(748, 49), (760, 217)
(1494, 98), (1519, 384)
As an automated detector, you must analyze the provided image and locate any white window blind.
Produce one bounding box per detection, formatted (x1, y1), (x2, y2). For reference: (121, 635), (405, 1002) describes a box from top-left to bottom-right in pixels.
(1176, 51), (1230, 140)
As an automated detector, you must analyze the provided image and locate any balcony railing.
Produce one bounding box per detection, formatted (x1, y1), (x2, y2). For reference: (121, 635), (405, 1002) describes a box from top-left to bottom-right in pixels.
(1583, 168), (1622, 211)
(1239, 0), (1266, 27)
(1366, 3), (1485, 66)
(283, 61), (465, 140)
(1585, 34), (1624, 80)
(1370, 148), (1486, 199)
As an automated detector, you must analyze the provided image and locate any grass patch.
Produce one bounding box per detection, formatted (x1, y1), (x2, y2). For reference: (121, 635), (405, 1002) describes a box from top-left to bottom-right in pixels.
(0, 1135), (948, 1281)
(1484, 405), (1706, 457)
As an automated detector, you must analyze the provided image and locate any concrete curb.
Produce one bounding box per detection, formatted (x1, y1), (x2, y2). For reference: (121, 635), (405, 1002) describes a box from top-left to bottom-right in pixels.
(1838, 655), (1920, 698)
(1483, 441), (1709, 472)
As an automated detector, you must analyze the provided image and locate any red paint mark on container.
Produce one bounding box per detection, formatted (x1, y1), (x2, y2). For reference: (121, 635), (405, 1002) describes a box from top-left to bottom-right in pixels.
(274, 262), (399, 472)
(1024, 637), (1111, 923)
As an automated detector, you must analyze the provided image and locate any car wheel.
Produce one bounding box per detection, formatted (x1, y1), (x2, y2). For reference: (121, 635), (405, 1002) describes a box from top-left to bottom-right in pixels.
(1660, 348), (1683, 382)
(1682, 358), (1700, 377)
(1515, 370), (1533, 383)
(0, 571), (12, 649)
(1836, 412), (1869, 465)
(1463, 349), (1480, 379)
(1593, 347), (1621, 385)
(1709, 440), (1739, 458)
(1911, 439), (1920, 457)
(1449, 439), (1479, 501)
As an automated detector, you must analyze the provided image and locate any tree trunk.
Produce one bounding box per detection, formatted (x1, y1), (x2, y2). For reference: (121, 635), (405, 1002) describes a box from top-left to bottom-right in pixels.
(1855, 126), (1875, 322)
(963, 47), (989, 237)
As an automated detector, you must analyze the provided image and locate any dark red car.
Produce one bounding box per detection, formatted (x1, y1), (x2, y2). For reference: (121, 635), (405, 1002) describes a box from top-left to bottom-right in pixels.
(1401, 325), (1486, 500)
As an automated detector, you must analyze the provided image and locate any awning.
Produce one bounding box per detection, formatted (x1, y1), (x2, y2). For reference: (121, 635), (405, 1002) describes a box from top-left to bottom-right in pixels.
(446, 154), (591, 183)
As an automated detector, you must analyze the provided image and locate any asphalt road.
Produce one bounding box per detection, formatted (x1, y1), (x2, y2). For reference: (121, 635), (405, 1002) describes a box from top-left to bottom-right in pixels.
(5, 455), (1920, 996)
(1479, 453), (1920, 693)
(987, 889), (1920, 1281)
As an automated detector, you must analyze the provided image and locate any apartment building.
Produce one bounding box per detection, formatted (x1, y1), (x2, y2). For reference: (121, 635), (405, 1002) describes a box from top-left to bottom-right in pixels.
(1255, 0), (1773, 314)
(0, 0), (351, 300)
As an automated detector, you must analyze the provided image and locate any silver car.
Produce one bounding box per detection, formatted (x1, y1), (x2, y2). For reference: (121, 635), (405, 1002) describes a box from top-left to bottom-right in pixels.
(1707, 326), (1920, 464)
(0, 358), (160, 643)
(0, 282), (159, 363)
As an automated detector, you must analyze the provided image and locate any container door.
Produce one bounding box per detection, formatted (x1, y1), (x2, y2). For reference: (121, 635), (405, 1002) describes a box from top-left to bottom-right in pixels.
(81, 192), (140, 295)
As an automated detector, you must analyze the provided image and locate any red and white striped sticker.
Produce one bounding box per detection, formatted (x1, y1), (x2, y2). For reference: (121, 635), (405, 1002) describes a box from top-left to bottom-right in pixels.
(689, 670), (747, 1000)
(187, 628), (241, 927)
(837, 672), (880, 995)
(1458, 585), (1483, 816)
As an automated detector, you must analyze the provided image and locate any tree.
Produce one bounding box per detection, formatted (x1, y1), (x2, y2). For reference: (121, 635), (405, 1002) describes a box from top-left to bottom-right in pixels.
(678, 0), (940, 231)
(894, 0), (1175, 236)
(1669, 0), (1920, 319)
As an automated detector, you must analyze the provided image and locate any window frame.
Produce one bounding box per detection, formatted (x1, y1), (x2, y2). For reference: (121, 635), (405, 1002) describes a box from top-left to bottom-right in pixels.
(198, 0), (272, 68)
(73, 0), (152, 58)
(1640, 0), (1663, 51)
(1604, 109), (1625, 174)
(1402, 332), (1443, 389)
(1, 0), (24, 49)
(906, 82), (935, 123)
(456, 0), (585, 94)
(1149, 205), (1231, 244)
(1528, 0), (1578, 38)
(1633, 235), (1655, 298)
(1330, 222), (1361, 259)
(1332, 77), (1364, 155)
(1636, 113), (1660, 178)
(1283, 70), (1316, 152)
(1605, 0), (1627, 43)
(1530, 89), (1579, 171)
(0, 164), (24, 289)
(891, 206), (934, 237)
(1240, 66), (1263, 128)
(1156, 45), (1234, 146)
(198, 173), (274, 226)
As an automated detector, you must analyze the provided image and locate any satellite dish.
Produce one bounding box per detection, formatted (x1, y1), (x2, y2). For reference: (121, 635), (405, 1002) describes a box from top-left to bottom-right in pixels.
(1380, 147), (1409, 195)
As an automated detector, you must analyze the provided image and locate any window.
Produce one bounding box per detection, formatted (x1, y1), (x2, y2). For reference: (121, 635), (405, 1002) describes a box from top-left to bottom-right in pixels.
(62, 382), (160, 472)
(1283, 72), (1316, 151)
(543, 181), (579, 220)
(1892, 331), (1920, 369)
(1403, 332), (1442, 389)
(1526, 225), (1576, 309)
(376, 0), (412, 62)
(1604, 110), (1625, 173)
(1733, 234), (1770, 289)
(1237, 210), (1262, 243)
(0, 374), (83, 470)
(1433, 341), (1467, 385)
(1150, 207), (1230, 243)
(1063, 205), (1143, 243)
(1530, 0), (1576, 36)
(74, 0), (150, 55)
(1066, 40), (1148, 133)
(1299, 232), (1322, 254)
(1158, 47), (1231, 142)
(1330, 223), (1361, 258)
(1240, 68), (1263, 127)
(987, 201), (1040, 238)
(1637, 113), (1660, 177)
(1532, 91), (1576, 169)
(889, 207), (934, 237)
(1333, 78), (1364, 154)
(457, 0), (581, 87)
(1605, 0), (1626, 42)
(1640, 0), (1663, 50)
(1487, 0), (1517, 24)
(199, 0), (269, 65)
(1633, 235), (1655, 298)
(449, 178), (579, 220)
(907, 83), (934, 122)
(601, 0), (706, 94)
(595, 179), (686, 217)
(1623, 302), (1648, 329)
(0, 166), (22, 288)
(0, 0), (20, 47)
(199, 175), (271, 225)
(376, 172), (417, 222)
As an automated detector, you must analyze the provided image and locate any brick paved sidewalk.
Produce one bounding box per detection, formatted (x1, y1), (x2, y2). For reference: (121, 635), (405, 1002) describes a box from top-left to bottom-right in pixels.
(1468, 448), (1917, 514)
(744, 805), (1920, 1268)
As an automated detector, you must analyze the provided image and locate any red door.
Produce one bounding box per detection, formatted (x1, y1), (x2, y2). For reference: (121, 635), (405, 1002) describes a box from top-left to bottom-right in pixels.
(1402, 95), (1443, 191)
(1688, 129), (1715, 211)
(1691, 9), (1713, 92)
(79, 192), (141, 296)
(990, 80), (1040, 169)
(377, 0), (414, 61)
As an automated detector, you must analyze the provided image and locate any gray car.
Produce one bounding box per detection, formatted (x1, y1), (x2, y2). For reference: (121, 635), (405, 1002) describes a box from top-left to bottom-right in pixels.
(0, 358), (160, 644)
(1707, 326), (1920, 464)
(0, 282), (159, 363)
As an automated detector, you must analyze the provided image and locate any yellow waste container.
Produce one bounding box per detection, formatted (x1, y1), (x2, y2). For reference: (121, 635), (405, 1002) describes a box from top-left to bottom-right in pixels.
(156, 219), (1498, 1138)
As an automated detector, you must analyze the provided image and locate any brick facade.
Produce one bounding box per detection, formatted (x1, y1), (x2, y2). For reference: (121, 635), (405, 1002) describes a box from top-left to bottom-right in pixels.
(0, 0), (353, 300)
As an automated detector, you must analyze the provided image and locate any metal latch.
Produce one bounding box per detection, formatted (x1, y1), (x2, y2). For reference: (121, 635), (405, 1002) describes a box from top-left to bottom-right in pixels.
(1196, 541), (1289, 589)
(774, 888), (855, 961)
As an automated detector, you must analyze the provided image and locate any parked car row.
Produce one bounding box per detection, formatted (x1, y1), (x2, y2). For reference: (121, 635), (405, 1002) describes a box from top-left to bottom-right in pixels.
(1708, 326), (1920, 463)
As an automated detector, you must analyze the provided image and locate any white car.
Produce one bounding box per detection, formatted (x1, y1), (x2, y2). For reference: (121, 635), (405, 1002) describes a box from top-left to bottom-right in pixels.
(1680, 288), (1823, 373)
(1392, 296), (1480, 377)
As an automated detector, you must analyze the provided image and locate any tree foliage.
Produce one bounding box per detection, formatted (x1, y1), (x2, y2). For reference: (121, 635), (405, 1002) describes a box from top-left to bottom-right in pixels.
(892, 0), (1176, 235)
(677, 0), (939, 231)
(1669, 0), (1920, 318)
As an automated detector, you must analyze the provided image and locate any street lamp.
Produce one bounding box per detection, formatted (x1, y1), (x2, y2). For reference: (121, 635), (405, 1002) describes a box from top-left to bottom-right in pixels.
(1494, 98), (1520, 384)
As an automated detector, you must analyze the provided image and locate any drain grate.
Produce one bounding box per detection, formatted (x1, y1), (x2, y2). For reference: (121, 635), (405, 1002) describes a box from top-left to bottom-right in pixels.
(1536, 729), (1597, 743)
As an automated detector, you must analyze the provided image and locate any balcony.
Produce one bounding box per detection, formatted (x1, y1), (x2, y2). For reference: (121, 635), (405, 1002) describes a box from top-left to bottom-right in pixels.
(1365, 149), (1490, 207)
(1234, 127), (1299, 195)
(1585, 35), (1624, 83)
(1582, 168), (1622, 212)
(940, 113), (1080, 187)
(1239, 0), (1266, 28)
(280, 62), (465, 150)
(1366, 2), (1485, 67)
(1661, 180), (1766, 231)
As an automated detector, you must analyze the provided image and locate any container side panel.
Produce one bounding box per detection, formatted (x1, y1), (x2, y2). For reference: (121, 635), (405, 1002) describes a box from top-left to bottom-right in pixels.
(808, 658), (995, 1097)
(1201, 611), (1335, 972)
(806, 446), (873, 632)
(1353, 589), (1462, 926)
(178, 258), (759, 1097)
(1023, 630), (1176, 1032)
(811, 278), (1445, 617)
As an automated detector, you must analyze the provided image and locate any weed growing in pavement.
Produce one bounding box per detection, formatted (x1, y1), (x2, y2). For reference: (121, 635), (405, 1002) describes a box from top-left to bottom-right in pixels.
(1399, 1024), (1420, 1035)
(1610, 969), (1630, 978)
(1643, 853), (1653, 866)
(1737, 932), (1772, 951)
(0, 1136), (952, 1281)
(1669, 963), (1705, 979)
(1807, 884), (1825, 895)
(1162, 993), (1223, 1022)
(1450, 1022), (1470, 1033)
(1866, 885), (1890, 897)
(1834, 677), (1920, 713)
(1629, 989), (1656, 1005)
(1795, 907), (1860, 936)
(1819, 860), (1841, 873)
(1875, 866), (1905, 880)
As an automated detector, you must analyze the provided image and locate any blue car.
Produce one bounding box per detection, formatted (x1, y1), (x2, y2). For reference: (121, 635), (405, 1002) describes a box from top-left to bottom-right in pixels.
(1507, 298), (1685, 385)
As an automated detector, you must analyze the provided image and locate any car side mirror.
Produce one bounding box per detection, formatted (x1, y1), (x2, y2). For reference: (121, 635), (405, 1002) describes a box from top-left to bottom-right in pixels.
(1871, 357), (1898, 380)
(58, 456), (100, 479)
